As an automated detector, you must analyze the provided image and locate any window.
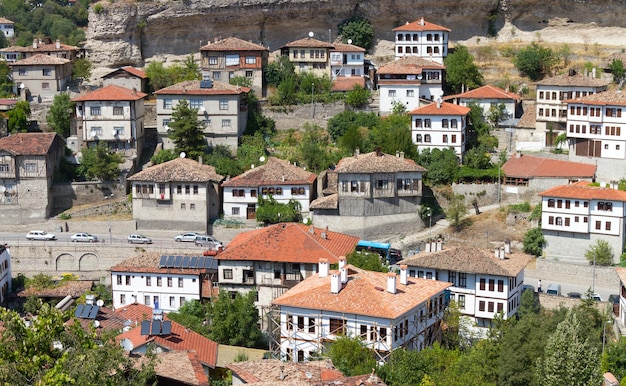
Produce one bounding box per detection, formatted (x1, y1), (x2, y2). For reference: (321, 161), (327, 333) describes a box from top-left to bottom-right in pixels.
(114, 127), (124, 136)
(208, 56), (218, 65)
(120, 294), (126, 305)
(222, 119), (231, 127)
(180, 297), (186, 306)
(606, 222), (612, 231)
(406, 90), (414, 97)
(451, 134), (457, 143)
(488, 302), (494, 313)
(425, 119), (431, 128)
(24, 163), (36, 172)
(232, 207), (240, 215)
(169, 296), (175, 307)
(251, 190), (257, 197)
(451, 119), (458, 128)
(424, 134), (431, 143)
(415, 119), (422, 128)
(219, 99), (229, 110)
(584, 201), (589, 208)
(113, 106), (124, 115)
(124, 275), (130, 285)
(189, 99), (203, 109)
(225, 54), (239, 66)
(245, 70), (253, 78)
(153, 296), (159, 306)
(90, 106), (101, 116)
(458, 294), (465, 309)
(223, 269), (233, 279)
(442, 119), (448, 128)
(497, 303), (504, 313)
(41, 82), (49, 90)
(575, 216), (579, 223)
(180, 203), (186, 210)
(498, 280), (504, 292)
(489, 279), (495, 291)
(458, 273), (467, 288)
(116, 275), (122, 285)
(556, 217), (563, 226)
(329, 318), (345, 335)
(388, 90), (396, 97)
(547, 199), (555, 208)
(146, 276), (151, 286)
(480, 278), (486, 290)
(557, 199), (562, 208)
(565, 200), (570, 209)
(548, 216), (554, 225)
(479, 301), (485, 311)
(375, 180), (388, 189)
(416, 134), (422, 143)
(442, 134), (448, 143)
(245, 56), (256, 64)
(178, 278), (183, 287)
(18, 68), (27, 76)
(213, 72), (221, 80)
(163, 99), (172, 109)
(565, 218), (570, 226)
(596, 221), (601, 230)
(144, 295), (150, 305)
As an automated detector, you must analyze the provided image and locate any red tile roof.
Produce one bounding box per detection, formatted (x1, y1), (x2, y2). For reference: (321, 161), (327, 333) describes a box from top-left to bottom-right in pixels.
(615, 267), (626, 285)
(539, 180), (626, 201)
(154, 80), (249, 96)
(409, 101), (471, 116)
(227, 359), (345, 384)
(517, 104), (536, 129)
(200, 37), (268, 52)
(281, 37), (334, 49)
(377, 56), (445, 75)
(393, 19), (451, 32)
(216, 223), (359, 264)
(222, 157), (316, 187)
(564, 90), (626, 107)
(502, 154), (596, 178)
(331, 76), (365, 92)
(335, 150), (426, 174)
(272, 265), (450, 319)
(72, 85), (147, 102)
(0, 18), (13, 24)
(330, 43), (366, 52)
(100, 66), (147, 80)
(12, 53), (70, 65)
(116, 303), (218, 368)
(0, 132), (63, 155)
(444, 85), (521, 101)
(128, 157), (223, 183)
(150, 351), (209, 386)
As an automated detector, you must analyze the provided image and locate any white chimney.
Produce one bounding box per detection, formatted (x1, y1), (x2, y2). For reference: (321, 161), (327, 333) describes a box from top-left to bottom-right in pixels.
(355, 148), (360, 157)
(387, 272), (397, 294)
(33, 39), (37, 49)
(338, 256), (346, 269)
(420, 17), (425, 25)
(400, 151), (405, 159)
(400, 265), (408, 285)
(55, 39), (60, 49)
(86, 294), (95, 305)
(494, 248), (499, 258)
(319, 259), (329, 278)
(198, 156), (203, 165)
(396, 150), (400, 157)
(504, 239), (511, 254)
(331, 271), (341, 293)
(436, 239), (443, 251)
(340, 266), (347, 283)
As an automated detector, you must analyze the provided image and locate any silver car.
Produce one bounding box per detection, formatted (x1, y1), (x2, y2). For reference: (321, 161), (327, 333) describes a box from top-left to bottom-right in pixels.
(174, 232), (199, 242)
(70, 233), (98, 243)
(127, 234), (152, 244)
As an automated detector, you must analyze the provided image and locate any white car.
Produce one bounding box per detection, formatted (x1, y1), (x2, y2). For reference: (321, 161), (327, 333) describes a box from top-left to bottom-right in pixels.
(26, 230), (56, 241)
(70, 233), (98, 243)
(174, 232), (199, 242)
(127, 234), (152, 244)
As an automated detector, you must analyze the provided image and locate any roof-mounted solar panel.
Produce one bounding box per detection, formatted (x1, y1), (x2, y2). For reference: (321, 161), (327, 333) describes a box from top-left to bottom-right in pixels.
(161, 321), (172, 335)
(87, 306), (99, 319)
(166, 255), (176, 267)
(140, 320), (151, 336)
(174, 255), (182, 268)
(182, 256), (190, 268)
(159, 255), (168, 267)
(74, 304), (85, 318)
(190, 256), (198, 268)
(151, 320), (161, 336)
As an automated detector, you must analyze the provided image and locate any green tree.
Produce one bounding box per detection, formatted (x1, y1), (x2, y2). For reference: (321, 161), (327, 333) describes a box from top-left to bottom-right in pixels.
(513, 42), (557, 81)
(150, 148), (177, 165)
(585, 239), (614, 266)
(206, 144), (242, 177)
(169, 99), (206, 160)
(535, 311), (601, 386)
(144, 60), (172, 91)
(337, 16), (375, 51)
(78, 142), (123, 181)
(444, 45), (484, 94)
(446, 194), (468, 228)
(487, 103), (509, 127)
(602, 337), (626, 381)
(0, 61), (12, 96)
(370, 110), (417, 160)
(327, 335), (377, 376)
(327, 110), (380, 141)
(167, 299), (210, 336)
(7, 100), (30, 133)
(416, 148), (459, 186)
(71, 58), (92, 80)
(609, 59), (626, 83)
(47, 93), (74, 137)
(229, 75), (253, 88)
(523, 227), (545, 257)
(207, 290), (262, 347)
(264, 55), (296, 87)
(344, 84), (371, 109)
(345, 250), (388, 272)
(256, 196), (302, 225)
(297, 123), (334, 173)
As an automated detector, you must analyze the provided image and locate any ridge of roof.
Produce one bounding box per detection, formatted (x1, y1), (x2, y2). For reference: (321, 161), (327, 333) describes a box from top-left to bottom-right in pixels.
(154, 79), (249, 95)
(200, 36), (268, 51)
(222, 157), (316, 187)
(539, 180), (626, 201)
(502, 154), (596, 178)
(334, 151), (426, 174)
(444, 84), (521, 101)
(128, 157), (224, 183)
(409, 101), (471, 116)
(392, 19), (451, 32)
(72, 85), (147, 102)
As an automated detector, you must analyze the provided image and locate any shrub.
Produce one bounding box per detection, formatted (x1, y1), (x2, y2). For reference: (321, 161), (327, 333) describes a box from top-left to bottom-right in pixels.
(93, 4), (104, 14)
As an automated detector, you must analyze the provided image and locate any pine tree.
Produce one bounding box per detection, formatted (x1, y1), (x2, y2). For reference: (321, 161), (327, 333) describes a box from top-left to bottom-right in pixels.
(168, 99), (207, 160)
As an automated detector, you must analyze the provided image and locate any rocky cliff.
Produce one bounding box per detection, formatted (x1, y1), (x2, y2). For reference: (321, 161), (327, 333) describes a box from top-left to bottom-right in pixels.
(85, 0), (626, 68)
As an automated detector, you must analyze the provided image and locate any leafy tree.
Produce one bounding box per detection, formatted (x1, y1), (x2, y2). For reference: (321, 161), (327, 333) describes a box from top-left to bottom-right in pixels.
(463, 145), (493, 170)
(513, 43), (557, 81)
(150, 148), (177, 165)
(256, 196), (302, 225)
(297, 123), (335, 173)
(0, 61), (12, 96)
(609, 59), (626, 83)
(338, 126), (371, 154)
(207, 290), (262, 347)
(168, 100), (206, 160)
(370, 111), (417, 160)
(47, 93), (74, 137)
(205, 144), (242, 177)
(327, 335), (377, 376)
(444, 45), (484, 94)
(416, 148), (459, 186)
(523, 227), (545, 257)
(229, 75), (253, 88)
(71, 58), (92, 81)
(585, 239), (614, 266)
(554, 133), (568, 149)
(602, 337), (626, 381)
(535, 311), (601, 386)
(145, 60), (173, 91)
(345, 250), (388, 272)
(7, 100), (30, 133)
(446, 194), (468, 228)
(167, 299), (210, 336)
(78, 143), (123, 181)
(337, 16), (375, 51)
(487, 103), (509, 127)
(264, 55), (296, 87)
(327, 110), (380, 141)
(344, 84), (371, 109)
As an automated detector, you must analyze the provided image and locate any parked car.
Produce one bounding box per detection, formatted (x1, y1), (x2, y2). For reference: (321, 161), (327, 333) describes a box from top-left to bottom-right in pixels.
(546, 283), (561, 296)
(608, 294), (619, 305)
(70, 233), (98, 243)
(174, 232), (199, 242)
(587, 292), (603, 302)
(26, 230), (56, 241)
(523, 284), (535, 293)
(194, 235), (223, 249)
(567, 292), (582, 299)
(127, 234), (152, 244)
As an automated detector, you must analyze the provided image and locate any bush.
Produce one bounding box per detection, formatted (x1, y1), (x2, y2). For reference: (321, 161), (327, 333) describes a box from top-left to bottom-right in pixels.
(523, 227), (544, 256)
(508, 201), (531, 213)
(93, 4), (104, 14)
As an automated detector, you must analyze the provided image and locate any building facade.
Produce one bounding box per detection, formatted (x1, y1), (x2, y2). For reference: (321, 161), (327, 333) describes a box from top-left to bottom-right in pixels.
(392, 18), (450, 63)
(127, 157), (223, 232)
(280, 37), (335, 77)
(0, 18), (14, 38)
(101, 66), (149, 94)
(11, 54), (72, 99)
(0, 39), (79, 63)
(409, 101), (471, 159)
(0, 244), (10, 305)
(444, 84), (522, 120)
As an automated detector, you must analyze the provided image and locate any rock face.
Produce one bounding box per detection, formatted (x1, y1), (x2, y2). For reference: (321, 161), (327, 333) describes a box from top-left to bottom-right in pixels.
(85, 0), (626, 68)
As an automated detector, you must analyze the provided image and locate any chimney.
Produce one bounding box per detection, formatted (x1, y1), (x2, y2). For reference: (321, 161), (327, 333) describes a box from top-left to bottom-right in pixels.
(396, 150), (400, 157)
(375, 147), (382, 156)
(400, 151), (404, 159)
(198, 156), (203, 165)
(86, 294), (95, 305)
(592, 68), (596, 78)
(338, 256), (346, 269)
(387, 272), (397, 294)
(319, 259), (329, 277)
(55, 39), (60, 49)
(500, 247), (506, 259)
(437, 100), (441, 109)
(308, 226), (315, 235)
(436, 239), (443, 251)
(33, 39), (37, 49)
(400, 265), (408, 285)
(340, 266), (347, 283)
(355, 148), (360, 157)
(420, 17), (425, 25)
(331, 271), (341, 293)
(494, 248), (500, 258)
(504, 239), (511, 254)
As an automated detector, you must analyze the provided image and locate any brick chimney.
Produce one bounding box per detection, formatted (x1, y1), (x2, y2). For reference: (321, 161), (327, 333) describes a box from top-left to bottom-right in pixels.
(318, 258), (329, 277)
(387, 272), (397, 294)
(400, 265), (408, 285)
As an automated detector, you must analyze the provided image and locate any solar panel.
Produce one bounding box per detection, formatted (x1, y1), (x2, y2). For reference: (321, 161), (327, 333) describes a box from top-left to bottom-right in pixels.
(140, 320), (151, 336)
(87, 305), (99, 319)
(204, 257), (214, 269)
(74, 304), (85, 318)
(166, 255), (176, 267)
(190, 256), (198, 268)
(151, 320), (161, 336)
(182, 256), (190, 268)
(81, 304), (93, 318)
(161, 321), (172, 335)
(159, 255), (168, 267)
(174, 255), (183, 268)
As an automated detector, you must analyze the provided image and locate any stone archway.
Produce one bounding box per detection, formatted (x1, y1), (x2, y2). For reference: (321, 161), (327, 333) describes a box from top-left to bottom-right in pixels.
(79, 253), (99, 271)
(56, 253), (78, 272)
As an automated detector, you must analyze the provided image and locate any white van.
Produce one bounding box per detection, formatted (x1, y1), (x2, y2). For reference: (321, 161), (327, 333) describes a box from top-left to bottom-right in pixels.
(546, 283), (561, 296)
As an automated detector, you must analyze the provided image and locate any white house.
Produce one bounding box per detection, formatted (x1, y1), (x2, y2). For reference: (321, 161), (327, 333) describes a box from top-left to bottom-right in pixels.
(409, 101), (471, 159)
(0, 18), (14, 38)
(399, 245), (531, 337)
(110, 252), (219, 313)
(392, 18), (450, 63)
(444, 84), (522, 120)
(539, 181), (626, 263)
(0, 244), (11, 305)
(271, 262), (450, 363)
(221, 157), (316, 221)
(377, 56), (445, 114)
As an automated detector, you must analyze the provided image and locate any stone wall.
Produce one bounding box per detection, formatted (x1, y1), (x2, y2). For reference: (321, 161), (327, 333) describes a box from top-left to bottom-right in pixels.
(262, 102), (346, 131)
(543, 230), (623, 265)
(312, 212), (423, 241)
(51, 182), (127, 215)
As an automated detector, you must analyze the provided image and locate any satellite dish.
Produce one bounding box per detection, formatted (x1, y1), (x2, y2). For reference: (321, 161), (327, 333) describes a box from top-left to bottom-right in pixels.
(180, 152), (186, 158)
(438, 89), (445, 97)
(347, 39), (352, 44)
(52, 341), (63, 350)
(199, 106), (206, 112)
(305, 372), (313, 379)
(308, 31), (314, 38)
(259, 156), (266, 162)
(93, 320), (100, 328)
(120, 338), (134, 352)
(96, 299), (104, 307)
(0, 186), (5, 193)
(111, 129), (117, 136)
(417, 74), (423, 80)
(90, 131), (96, 137)
(19, 83), (24, 89)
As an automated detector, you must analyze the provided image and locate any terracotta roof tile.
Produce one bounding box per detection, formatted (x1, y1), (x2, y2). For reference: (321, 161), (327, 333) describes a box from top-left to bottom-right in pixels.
(116, 303), (218, 367)
(539, 180), (626, 201)
(535, 73), (609, 87)
(222, 157), (316, 187)
(227, 359), (345, 385)
(565, 90), (626, 107)
(517, 104), (536, 128)
(615, 267), (626, 285)
(400, 247), (532, 276)
(330, 43), (366, 52)
(200, 37), (268, 52)
(272, 265), (450, 319)
(72, 85), (147, 102)
(310, 193), (338, 209)
(409, 101), (471, 116)
(0, 18), (13, 24)
(1, 42), (78, 54)
(331, 76), (365, 92)
(393, 19), (451, 32)
(502, 154), (596, 178)
(0, 132), (62, 155)
(216, 223), (359, 264)
(444, 84), (521, 101)
(377, 56), (445, 75)
(12, 53), (70, 65)
(151, 351), (209, 386)
(110, 251), (217, 274)
(128, 157), (223, 183)
(101, 66), (147, 79)
(154, 80), (249, 96)
(281, 37), (334, 49)
(335, 151), (427, 174)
